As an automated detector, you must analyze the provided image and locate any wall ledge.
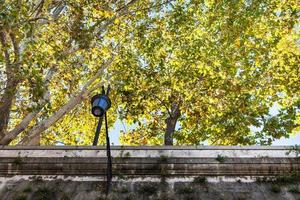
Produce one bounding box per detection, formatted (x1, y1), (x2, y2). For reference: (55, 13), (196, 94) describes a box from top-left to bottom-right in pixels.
(0, 146), (298, 178)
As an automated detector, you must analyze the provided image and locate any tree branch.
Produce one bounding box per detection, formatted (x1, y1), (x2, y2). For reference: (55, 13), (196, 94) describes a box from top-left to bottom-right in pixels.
(9, 32), (20, 63)
(0, 68), (56, 145)
(18, 56), (115, 145)
(0, 31), (11, 74)
(0, 31), (16, 139)
(92, 0), (138, 30)
(152, 94), (173, 117)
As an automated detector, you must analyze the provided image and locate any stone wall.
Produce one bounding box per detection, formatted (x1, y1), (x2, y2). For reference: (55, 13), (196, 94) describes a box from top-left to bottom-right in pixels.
(0, 146), (299, 200)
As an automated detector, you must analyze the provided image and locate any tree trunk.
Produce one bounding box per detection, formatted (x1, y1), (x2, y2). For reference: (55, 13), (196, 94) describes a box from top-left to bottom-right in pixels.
(0, 80), (18, 138)
(0, 31), (19, 140)
(28, 134), (40, 146)
(164, 103), (180, 146)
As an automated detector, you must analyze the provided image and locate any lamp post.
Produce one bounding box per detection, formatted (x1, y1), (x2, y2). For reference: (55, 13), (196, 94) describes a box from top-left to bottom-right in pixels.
(91, 85), (112, 195)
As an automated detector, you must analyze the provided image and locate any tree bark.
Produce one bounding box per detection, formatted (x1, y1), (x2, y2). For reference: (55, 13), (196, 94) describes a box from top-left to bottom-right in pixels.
(0, 31), (19, 139)
(164, 103), (180, 146)
(0, 80), (18, 138)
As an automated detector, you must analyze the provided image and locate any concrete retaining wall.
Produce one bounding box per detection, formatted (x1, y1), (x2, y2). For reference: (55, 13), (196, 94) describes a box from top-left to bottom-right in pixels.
(0, 146), (299, 200)
(0, 146), (298, 177)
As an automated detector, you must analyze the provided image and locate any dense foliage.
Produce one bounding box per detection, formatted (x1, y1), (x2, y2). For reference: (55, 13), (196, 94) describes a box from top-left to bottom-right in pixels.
(0, 0), (299, 146)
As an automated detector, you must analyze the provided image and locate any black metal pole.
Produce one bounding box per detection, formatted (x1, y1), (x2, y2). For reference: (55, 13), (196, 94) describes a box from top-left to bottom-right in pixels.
(92, 116), (103, 146)
(105, 85), (112, 195)
(91, 85), (112, 195)
(105, 111), (112, 195)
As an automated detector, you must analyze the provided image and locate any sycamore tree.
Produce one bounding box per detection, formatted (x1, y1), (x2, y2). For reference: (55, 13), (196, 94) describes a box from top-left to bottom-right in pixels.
(0, 0), (168, 145)
(113, 0), (300, 145)
(0, 0), (299, 146)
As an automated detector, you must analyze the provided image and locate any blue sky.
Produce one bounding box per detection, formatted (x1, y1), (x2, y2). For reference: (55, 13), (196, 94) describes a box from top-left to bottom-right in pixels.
(107, 102), (299, 146)
(108, 119), (300, 146)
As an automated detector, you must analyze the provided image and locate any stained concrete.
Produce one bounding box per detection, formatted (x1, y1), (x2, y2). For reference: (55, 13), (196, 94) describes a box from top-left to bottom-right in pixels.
(0, 178), (300, 200)
(0, 146), (299, 200)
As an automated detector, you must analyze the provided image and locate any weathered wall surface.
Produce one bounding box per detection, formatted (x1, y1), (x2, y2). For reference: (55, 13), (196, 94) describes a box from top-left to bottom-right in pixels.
(0, 146), (299, 200)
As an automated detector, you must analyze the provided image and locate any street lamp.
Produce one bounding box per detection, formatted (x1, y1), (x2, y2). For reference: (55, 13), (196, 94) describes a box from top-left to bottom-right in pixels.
(91, 85), (112, 195)
(91, 94), (111, 117)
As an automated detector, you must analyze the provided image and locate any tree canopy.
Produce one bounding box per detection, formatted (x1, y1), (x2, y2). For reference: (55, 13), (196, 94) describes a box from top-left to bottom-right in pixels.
(0, 0), (299, 146)
(114, 0), (300, 145)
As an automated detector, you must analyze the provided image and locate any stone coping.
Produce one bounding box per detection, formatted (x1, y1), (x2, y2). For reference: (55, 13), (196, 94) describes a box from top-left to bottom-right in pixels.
(0, 146), (297, 158)
(0, 145), (294, 150)
(0, 146), (298, 177)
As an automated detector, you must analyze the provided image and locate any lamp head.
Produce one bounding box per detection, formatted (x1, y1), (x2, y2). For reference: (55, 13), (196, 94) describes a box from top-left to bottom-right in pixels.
(91, 94), (111, 117)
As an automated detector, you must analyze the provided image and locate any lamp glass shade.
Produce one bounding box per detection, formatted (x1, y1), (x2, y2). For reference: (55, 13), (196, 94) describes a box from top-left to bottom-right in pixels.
(91, 94), (111, 117)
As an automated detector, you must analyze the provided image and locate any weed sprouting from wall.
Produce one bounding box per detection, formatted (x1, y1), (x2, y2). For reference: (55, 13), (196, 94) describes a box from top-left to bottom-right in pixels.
(61, 193), (71, 200)
(14, 195), (27, 200)
(193, 176), (207, 184)
(23, 186), (32, 193)
(216, 155), (227, 163)
(13, 156), (23, 166)
(137, 182), (159, 195)
(29, 176), (44, 183)
(270, 184), (281, 193)
(175, 185), (194, 194)
(32, 187), (56, 200)
(159, 155), (168, 163)
(286, 145), (300, 157)
(288, 186), (300, 193)
(119, 186), (129, 194)
(275, 172), (300, 184)
(125, 193), (137, 200)
(124, 152), (131, 158)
